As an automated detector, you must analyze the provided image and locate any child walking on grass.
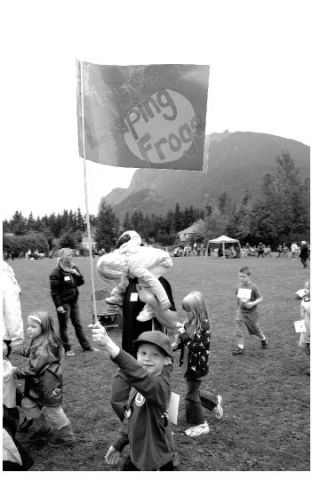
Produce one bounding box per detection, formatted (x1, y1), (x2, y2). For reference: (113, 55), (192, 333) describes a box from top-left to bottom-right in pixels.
(232, 266), (268, 355)
(13, 311), (75, 447)
(173, 291), (223, 438)
(298, 281), (310, 376)
(92, 324), (175, 471)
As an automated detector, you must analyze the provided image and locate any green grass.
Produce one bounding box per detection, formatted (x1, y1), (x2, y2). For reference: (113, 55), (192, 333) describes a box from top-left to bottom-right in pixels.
(10, 255), (310, 471)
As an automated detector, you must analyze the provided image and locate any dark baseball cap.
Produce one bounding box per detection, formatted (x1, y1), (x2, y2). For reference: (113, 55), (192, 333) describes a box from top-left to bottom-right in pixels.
(133, 331), (173, 358)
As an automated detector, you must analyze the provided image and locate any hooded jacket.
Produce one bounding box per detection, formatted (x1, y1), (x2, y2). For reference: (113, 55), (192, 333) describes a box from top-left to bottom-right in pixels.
(49, 262), (84, 307)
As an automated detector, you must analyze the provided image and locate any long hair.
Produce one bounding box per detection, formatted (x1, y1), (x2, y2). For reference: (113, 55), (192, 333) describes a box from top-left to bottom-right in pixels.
(182, 291), (209, 331)
(28, 311), (63, 359)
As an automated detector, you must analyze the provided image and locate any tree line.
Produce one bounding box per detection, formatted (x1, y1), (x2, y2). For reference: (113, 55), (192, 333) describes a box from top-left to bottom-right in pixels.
(3, 154), (309, 257)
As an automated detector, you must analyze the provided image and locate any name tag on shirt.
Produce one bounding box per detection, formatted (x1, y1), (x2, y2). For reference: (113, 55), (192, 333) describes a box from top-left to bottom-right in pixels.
(130, 292), (139, 302)
(64, 276), (71, 281)
(237, 288), (252, 301)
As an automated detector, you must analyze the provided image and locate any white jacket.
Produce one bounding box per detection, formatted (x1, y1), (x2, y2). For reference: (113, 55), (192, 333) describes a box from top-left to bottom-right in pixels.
(1, 261), (24, 348)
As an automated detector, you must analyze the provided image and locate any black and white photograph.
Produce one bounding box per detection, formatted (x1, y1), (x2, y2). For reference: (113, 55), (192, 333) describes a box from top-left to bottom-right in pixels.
(1, 0), (318, 475)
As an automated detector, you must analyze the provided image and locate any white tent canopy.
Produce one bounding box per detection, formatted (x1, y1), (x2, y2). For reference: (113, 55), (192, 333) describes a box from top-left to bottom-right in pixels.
(207, 235), (241, 258)
(208, 235), (239, 244)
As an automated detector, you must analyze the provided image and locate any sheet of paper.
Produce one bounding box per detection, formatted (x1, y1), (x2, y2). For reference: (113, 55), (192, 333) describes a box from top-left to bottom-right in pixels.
(168, 392), (180, 425)
(237, 288), (252, 301)
(294, 320), (307, 333)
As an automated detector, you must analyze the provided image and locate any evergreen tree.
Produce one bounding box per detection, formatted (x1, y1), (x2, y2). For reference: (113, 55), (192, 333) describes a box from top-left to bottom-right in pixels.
(27, 213), (35, 231)
(95, 200), (119, 251)
(59, 232), (77, 249)
(122, 211), (132, 231)
(173, 203), (184, 232)
(166, 209), (175, 236)
(228, 190), (253, 242)
(76, 208), (86, 231)
(3, 219), (11, 233)
(203, 205), (227, 239)
(250, 153), (309, 243)
(218, 191), (233, 215)
(130, 210), (145, 233)
(11, 211), (27, 235)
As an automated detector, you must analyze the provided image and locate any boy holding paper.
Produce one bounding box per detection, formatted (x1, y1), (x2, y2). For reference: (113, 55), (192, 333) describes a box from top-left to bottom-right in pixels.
(232, 266), (268, 355)
(92, 325), (175, 471)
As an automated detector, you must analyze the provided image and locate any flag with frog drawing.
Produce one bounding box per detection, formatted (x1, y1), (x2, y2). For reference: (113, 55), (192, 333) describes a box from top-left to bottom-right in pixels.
(77, 61), (210, 171)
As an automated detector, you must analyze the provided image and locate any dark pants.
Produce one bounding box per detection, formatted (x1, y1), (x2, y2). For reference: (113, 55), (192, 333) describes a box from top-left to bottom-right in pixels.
(300, 257), (308, 268)
(185, 378), (217, 425)
(57, 301), (90, 352)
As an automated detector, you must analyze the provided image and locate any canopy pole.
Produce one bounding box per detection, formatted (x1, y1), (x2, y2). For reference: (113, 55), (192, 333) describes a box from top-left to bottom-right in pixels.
(80, 60), (98, 325)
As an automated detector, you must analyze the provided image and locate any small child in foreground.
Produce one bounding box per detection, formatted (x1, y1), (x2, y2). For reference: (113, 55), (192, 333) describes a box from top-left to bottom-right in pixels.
(173, 291), (223, 438)
(13, 311), (75, 447)
(232, 266), (268, 355)
(92, 323), (174, 471)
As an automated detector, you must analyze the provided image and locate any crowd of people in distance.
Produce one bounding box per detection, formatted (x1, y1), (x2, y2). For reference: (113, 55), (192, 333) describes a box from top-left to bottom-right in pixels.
(173, 240), (309, 264)
(2, 230), (310, 471)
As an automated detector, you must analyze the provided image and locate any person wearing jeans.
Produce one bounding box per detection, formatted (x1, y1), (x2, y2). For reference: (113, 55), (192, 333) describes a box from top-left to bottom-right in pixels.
(49, 248), (94, 356)
(173, 291), (223, 438)
(185, 379), (222, 425)
(57, 301), (91, 354)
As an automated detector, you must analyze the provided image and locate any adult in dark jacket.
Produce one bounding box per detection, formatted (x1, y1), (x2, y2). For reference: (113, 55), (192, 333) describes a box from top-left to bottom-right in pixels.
(96, 232), (179, 420)
(299, 241), (309, 269)
(49, 248), (93, 355)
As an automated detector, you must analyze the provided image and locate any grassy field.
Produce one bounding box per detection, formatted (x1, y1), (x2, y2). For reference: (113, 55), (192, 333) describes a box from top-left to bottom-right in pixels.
(9, 255), (310, 471)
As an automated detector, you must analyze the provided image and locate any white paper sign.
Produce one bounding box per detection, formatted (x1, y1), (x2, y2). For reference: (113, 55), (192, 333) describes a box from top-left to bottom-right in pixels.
(130, 292), (139, 302)
(294, 320), (307, 333)
(237, 288), (252, 301)
(168, 392), (180, 425)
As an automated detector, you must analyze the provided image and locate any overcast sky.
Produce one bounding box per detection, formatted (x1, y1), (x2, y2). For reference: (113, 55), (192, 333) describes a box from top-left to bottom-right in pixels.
(0, 0), (318, 221)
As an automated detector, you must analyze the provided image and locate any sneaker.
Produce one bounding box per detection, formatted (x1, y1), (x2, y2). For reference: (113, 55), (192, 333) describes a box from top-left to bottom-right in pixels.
(261, 338), (268, 349)
(232, 347), (244, 355)
(83, 347), (99, 352)
(105, 293), (123, 306)
(213, 395), (223, 420)
(17, 417), (33, 432)
(136, 306), (154, 322)
(48, 436), (75, 447)
(185, 422), (210, 438)
(65, 350), (75, 356)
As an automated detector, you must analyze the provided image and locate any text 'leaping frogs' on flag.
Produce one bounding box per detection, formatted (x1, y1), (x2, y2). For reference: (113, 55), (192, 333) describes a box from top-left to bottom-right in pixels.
(77, 62), (210, 171)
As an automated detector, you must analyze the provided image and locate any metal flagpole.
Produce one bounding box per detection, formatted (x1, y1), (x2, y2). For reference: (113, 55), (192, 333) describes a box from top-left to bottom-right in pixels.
(80, 60), (98, 325)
